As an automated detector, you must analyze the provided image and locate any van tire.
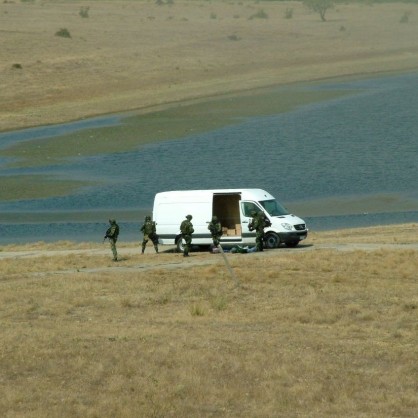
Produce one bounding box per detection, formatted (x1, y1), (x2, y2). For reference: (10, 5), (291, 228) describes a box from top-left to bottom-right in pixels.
(176, 236), (185, 253)
(264, 232), (280, 249)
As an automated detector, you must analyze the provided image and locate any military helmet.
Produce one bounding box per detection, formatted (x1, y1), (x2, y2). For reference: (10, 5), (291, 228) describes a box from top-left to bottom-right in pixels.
(250, 210), (257, 217)
(109, 218), (116, 224)
(258, 211), (264, 217)
(145, 215), (151, 221)
(212, 215), (218, 222)
(186, 214), (193, 220)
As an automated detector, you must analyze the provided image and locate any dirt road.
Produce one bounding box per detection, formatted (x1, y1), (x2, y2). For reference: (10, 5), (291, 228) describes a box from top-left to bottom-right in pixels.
(2, 241), (417, 277)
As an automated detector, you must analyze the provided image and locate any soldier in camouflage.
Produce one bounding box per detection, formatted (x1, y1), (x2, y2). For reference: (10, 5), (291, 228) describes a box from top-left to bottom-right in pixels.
(141, 216), (158, 254)
(248, 210), (271, 252)
(208, 215), (222, 247)
(104, 219), (120, 261)
(180, 214), (194, 257)
(140, 215), (159, 254)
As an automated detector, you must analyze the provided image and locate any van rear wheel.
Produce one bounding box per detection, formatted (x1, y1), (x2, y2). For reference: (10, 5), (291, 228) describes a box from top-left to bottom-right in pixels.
(176, 237), (185, 253)
(264, 232), (280, 249)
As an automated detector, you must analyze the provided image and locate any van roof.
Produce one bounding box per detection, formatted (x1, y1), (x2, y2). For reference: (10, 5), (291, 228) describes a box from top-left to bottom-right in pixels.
(155, 189), (275, 200)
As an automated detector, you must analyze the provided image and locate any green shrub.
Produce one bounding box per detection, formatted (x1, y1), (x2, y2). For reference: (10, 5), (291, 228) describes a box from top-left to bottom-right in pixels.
(211, 295), (227, 311)
(400, 11), (411, 23)
(303, 0), (334, 22)
(227, 34), (241, 41)
(79, 6), (89, 18)
(285, 8), (294, 19)
(249, 9), (268, 20)
(55, 28), (71, 38)
(190, 304), (205, 317)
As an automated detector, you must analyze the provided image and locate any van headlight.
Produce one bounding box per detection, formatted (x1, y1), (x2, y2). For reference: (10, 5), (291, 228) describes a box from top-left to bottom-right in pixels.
(281, 223), (293, 231)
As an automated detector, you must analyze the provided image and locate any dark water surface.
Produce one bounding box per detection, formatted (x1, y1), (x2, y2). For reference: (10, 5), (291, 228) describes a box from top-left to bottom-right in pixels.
(1, 72), (417, 243)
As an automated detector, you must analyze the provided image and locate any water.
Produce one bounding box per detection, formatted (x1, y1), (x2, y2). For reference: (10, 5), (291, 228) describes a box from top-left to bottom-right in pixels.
(0, 115), (123, 150)
(1, 72), (417, 243)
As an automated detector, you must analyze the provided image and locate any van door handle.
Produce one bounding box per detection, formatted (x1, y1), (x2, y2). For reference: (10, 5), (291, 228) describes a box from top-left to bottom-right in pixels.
(242, 220), (248, 223)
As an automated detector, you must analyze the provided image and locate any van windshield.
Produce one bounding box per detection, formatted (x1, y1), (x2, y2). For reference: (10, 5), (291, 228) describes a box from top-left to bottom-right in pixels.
(259, 199), (289, 216)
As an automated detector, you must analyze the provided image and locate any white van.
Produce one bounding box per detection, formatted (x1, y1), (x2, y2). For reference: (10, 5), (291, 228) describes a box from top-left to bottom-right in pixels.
(153, 189), (308, 251)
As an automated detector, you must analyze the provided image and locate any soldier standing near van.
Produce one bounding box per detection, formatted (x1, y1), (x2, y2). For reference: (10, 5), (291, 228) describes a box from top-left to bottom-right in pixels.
(258, 211), (272, 229)
(208, 215), (222, 247)
(180, 214), (194, 257)
(104, 219), (120, 261)
(140, 215), (159, 254)
(248, 211), (271, 252)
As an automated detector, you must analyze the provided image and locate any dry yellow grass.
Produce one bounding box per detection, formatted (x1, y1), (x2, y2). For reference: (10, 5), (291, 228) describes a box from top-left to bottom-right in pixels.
(309, 223), (418, 244)
(0, 225), (417, 417)
(1, 1), (418, 131)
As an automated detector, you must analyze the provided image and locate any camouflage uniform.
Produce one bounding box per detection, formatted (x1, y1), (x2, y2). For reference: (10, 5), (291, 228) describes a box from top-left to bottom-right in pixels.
(105, 219), (120, 261)
(248, 211), (270, 252)
(140, 216), (159, 254)
(208, 215), (222, 247)
(180, 214), (194, 257)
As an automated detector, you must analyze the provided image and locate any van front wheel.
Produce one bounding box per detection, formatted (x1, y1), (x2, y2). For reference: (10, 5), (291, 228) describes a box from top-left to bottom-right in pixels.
(176, 237), (185, 253)
(264, 232), (280, 249)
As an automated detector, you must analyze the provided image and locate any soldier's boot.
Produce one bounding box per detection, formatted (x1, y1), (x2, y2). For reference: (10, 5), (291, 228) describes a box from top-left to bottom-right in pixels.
(141, 244), (146, 254)
(154, 245), (158, 253)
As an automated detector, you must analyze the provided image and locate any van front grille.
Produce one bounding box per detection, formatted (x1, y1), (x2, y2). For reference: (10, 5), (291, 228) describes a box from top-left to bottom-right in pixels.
(294, 224), (306, 231)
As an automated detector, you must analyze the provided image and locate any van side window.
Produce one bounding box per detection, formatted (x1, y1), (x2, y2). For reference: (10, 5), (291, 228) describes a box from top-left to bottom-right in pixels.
(241, 202), (259, 217)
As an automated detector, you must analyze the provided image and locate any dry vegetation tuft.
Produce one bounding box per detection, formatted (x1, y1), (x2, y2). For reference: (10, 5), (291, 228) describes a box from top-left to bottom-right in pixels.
(0, 225), (417, 416)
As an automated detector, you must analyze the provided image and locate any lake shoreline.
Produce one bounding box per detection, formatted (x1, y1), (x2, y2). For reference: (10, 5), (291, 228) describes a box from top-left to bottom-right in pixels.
(1, 68), (416, 135)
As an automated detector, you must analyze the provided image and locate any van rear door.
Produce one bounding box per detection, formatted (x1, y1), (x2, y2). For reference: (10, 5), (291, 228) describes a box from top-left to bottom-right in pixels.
(212, 193), (242, 241)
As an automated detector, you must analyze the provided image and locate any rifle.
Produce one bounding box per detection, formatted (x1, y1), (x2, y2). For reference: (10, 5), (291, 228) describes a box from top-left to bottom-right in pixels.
(103, 227), (112, 243)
